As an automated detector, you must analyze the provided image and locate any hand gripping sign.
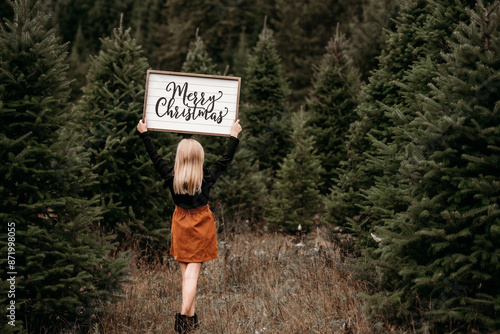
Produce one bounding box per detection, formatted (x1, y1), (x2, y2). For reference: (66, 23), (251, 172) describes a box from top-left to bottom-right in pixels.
(143, 70), (241, 137)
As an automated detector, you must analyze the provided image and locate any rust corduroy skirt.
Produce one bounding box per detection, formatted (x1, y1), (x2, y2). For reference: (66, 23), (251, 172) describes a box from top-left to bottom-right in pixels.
(170, 204), (218, 263)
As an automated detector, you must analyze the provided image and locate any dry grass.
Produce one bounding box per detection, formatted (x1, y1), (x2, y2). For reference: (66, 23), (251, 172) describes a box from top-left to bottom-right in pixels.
(96, 232), (406, 334)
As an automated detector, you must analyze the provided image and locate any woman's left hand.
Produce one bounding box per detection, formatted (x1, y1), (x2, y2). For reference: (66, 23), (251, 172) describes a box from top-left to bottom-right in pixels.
(137, 118), (148, 133)
(230, 119), (242, 138)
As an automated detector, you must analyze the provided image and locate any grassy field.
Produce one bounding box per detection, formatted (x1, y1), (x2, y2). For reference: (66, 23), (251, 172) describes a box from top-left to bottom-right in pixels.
(96, 232), (406, 333)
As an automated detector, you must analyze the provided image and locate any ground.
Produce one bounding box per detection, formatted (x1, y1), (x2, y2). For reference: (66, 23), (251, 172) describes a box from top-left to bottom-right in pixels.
(97, 232), (406, 333)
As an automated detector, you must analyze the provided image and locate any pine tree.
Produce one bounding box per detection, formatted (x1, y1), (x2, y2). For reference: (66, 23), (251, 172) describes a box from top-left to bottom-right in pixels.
(273, 0), (352, 103)
(56, 0), (136, 59)
(211, 143), (271, 229)
(232, 29), (250, 78)
(67, 22), (90, 101)
(0, 0), (129, 331)
(324, 0), (430, 233)
(73, 18), (172, 250)
(366, 2), (500, 331)
(152, 0), (222, 72)
(130, 0), (163, 58)
(364, 0), (472, 224)
(242, 19), (290, 173)
(152, 0), (273, 73)
(306, 25), (362, 193)
(326, 0), (473, 241)
(267, 110), (324, 233)
(181, 28), (218, 75)
(357, 0), (482, 273)
(179, 31), (271, 227)
(180, 29), (227, 175)
(346, 0), (399, 79)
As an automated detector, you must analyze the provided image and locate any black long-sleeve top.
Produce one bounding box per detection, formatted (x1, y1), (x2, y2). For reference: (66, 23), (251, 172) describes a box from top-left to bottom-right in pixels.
(139, 131), (239, 209)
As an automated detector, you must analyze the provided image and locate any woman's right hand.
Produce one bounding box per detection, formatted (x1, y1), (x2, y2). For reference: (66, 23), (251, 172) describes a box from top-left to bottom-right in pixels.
(137, 118), (148, 133)
(230, 119), (242, 138)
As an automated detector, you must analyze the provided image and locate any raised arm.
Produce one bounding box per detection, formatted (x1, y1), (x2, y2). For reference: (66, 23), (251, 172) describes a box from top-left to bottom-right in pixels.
(209, 120), (242, 182)
(230, 119), (242, 138)
(137, 118), (171, 179)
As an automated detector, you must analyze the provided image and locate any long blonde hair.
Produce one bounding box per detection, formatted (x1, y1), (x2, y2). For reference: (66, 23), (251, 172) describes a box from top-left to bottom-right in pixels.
(173, 139), (204, 195)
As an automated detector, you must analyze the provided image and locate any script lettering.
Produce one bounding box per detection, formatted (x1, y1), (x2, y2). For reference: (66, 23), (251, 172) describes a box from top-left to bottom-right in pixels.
(155, 81), (229, 124)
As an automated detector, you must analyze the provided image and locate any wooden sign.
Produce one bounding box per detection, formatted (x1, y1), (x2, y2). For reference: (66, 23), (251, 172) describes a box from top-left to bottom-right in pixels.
(143, 70), (241, 137)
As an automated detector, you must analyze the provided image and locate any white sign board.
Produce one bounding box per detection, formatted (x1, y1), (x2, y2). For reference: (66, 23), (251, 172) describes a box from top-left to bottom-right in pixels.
(143, 70), (241, 137)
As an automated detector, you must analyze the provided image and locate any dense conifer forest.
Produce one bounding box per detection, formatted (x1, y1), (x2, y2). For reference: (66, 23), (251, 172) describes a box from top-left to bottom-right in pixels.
(1, 0), (499, 332)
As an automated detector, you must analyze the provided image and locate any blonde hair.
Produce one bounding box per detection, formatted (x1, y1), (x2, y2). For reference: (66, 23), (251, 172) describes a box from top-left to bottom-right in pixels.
(173, 139), (204, 195)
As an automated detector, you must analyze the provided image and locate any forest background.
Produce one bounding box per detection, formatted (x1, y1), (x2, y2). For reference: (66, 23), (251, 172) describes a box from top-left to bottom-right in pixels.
(1, 0), (499, 333)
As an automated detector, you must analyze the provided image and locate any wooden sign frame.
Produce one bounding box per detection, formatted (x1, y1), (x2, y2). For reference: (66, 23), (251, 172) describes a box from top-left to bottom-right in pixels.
(143, 70), (241, 137)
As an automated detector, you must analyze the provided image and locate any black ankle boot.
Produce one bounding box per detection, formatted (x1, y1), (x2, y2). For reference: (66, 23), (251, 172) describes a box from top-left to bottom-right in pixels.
(175, 313), (198, 333)
(174, 313), (188, 333)
(188, 313), (199, 329)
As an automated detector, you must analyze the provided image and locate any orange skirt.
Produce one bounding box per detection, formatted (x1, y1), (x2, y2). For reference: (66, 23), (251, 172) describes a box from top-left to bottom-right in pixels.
(170, 205), (218, 263)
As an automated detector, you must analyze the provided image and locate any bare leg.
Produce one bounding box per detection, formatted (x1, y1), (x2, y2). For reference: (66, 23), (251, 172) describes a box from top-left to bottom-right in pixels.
(178, 262), (202, 317)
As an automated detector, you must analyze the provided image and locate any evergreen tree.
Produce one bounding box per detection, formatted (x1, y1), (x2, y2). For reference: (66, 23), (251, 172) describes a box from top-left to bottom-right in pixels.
(67, 22), (90, 101)
(130, 0), (164, 58)
(232, 29), (250, 78)
(74, 19), (172, 250)
(366, 2), (500, 331)
(211, 144), (271, 229)
(326, 0), (472, 240)
(179, 31), (271, 227)
(324, 0), (430, 233)
(152, 0), (273, 73)
(349, 0), (476, 257)
(56, 0), (136, 57)
(267, 110), (324, 233)
(273, 0), (351, 103)
(242, 19), (290, 173)
(152, 0), (227, 72)
(346, 0), (400, 79)
(306, 26), (362, 193)
(357, 0), (472, 249)
(181, 28), (218, 75)
(0, 0), (129, 331)
(180, 29), (227, 172)
(49, 0), (396, 104)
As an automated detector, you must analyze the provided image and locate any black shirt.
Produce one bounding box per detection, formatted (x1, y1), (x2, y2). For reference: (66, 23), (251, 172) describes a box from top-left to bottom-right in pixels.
(139, 132), (239, 209)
